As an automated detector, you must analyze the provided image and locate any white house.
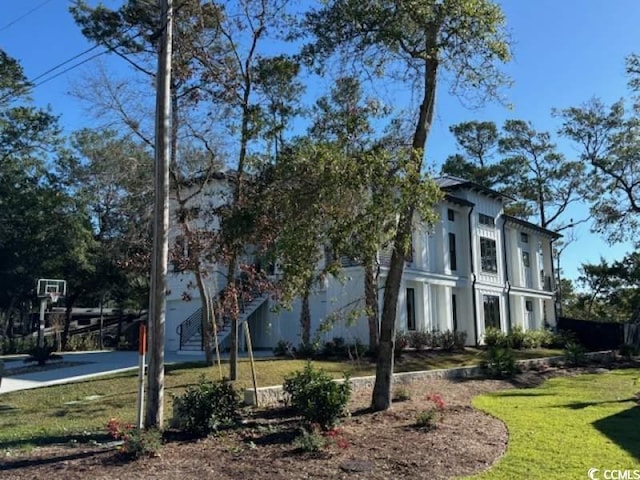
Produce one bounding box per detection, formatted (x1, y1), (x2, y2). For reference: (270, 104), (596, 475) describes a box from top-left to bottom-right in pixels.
(164, 174), (560, 354)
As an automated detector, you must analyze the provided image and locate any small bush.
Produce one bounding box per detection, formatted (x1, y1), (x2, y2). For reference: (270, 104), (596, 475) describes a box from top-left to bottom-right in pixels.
(293, 425), (328, 452)
(440, 330), (456, 351)
(618, 343), (640, 360)
(415, 393), (446, 430)
(482, 345), (518, 378)
(483, 327), (508, 347)
(106, 418), (162, 458)
(508, 326), (526, 350)
(408, 330), (431, 350)
(431, 330), (443, 349)
(345, 340), (367, 360)
(395, 332), (410, 356)
(65, 334), (100, 352)
(296, 342), (319, 359)
(564, 341), (587, 367)
(24, 345), (63, 366)
(171, 377), (242, 437)
(551, 330), (576, 348)
(273, 340), (295, 357)
(283, 362), (351, 429)
(393, 387), (411, 402)
(453, 331), (467, 349)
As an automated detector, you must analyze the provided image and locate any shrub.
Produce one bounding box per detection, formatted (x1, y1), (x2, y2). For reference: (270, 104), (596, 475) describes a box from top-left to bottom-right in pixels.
(482, 345), (518, 378)
(408, 330), (431, 350)
(618, 343), (640, 360)
(24, 345), (63, 366)
(508, 326), (526, 349)
(296, 342), (319, 359)
(415, 393), (446, 430)
(483, 327), (508, 347)
(283, 362), (351, 429)
(551, 329), (576, 348)
(453, 331), (468, 349)
(106, 418), (162, 458)
(440, 330), (456, 351)
(273, 340), (295, 357)
(345, 340), (367, 360)
(564, 341), (587, 367)
(395, 332), (410, 355)
(293, 425), (328, 452)
(171, 377), (242, 437)
(393, 387), (411, 402)
(431, 330), (443, 349)
(65, 334), (100, 352)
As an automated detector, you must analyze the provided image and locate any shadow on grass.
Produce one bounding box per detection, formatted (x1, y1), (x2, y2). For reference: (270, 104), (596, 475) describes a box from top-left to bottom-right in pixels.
(593, 405), (640, 461)
(559, 398), (636, 410)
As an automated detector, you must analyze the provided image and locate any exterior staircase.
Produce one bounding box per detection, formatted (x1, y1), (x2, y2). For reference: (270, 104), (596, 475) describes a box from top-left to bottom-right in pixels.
(176, 289), (268, 354)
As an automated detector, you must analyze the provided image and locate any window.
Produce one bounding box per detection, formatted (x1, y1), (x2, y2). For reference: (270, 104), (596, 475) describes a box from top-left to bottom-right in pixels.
(452, 293), (458, 332)
(480, 237), (497, 273)
(447, 209), (455, 221)
(520, 232), (529, 243)
(525, 300), (533, 312)
(406, 288), (416, 331)
(448, 232), (457, 271)
(483, 295), (501, 330)
(479, 213), (495, 226)
(522, 251), (530, 268)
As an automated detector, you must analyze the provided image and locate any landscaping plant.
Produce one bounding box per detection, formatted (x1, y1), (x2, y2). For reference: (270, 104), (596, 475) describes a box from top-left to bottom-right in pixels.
(24, 344), (63, 366)
(171, 376), (242, 437)
(415, 393), (446, 430)
(483, 327), (508, 348)
(564, 341), (587, 367)
(482, 345), (518, 378)
(106, 418), (162, 458)
(283, 362), (351, 429)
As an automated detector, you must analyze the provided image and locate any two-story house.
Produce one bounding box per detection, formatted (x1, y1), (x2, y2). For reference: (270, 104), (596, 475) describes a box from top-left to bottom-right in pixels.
(164, 174), (560, 354)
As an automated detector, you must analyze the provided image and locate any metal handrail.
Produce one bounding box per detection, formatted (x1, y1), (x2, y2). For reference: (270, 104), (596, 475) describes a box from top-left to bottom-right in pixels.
(177, 307), (202, 349)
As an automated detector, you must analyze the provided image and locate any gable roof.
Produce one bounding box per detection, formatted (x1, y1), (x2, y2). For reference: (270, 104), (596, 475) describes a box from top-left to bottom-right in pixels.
(502, 214), (562, 239)
(435, 175), (515, 203)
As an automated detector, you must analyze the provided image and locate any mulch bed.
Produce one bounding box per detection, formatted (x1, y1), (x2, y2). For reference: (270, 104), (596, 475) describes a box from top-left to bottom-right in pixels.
(3, 358), (636, 479)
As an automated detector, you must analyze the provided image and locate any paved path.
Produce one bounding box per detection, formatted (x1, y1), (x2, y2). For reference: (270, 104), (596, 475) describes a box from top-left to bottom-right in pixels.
(0, 350), (271, 394)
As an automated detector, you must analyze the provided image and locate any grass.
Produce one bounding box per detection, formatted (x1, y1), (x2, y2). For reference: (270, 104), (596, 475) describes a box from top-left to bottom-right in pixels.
(469, 369), (640, 480)
(0, 347), (562, 451)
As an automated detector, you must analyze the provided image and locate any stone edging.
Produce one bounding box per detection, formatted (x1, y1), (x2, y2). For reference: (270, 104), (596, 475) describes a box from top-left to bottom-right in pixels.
(243, 350), (615, 406)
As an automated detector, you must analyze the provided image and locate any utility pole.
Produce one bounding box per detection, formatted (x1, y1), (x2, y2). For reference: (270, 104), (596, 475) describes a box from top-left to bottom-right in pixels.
(146, 0), (173, 429)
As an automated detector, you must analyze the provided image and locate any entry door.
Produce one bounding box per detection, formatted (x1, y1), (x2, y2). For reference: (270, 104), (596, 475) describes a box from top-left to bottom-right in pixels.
(525, 300), (534, 330)
(522, 251), (532, 288)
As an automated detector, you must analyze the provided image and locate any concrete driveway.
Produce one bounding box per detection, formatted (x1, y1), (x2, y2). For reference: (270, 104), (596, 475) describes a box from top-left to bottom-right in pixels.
(0, 350), (208, 394)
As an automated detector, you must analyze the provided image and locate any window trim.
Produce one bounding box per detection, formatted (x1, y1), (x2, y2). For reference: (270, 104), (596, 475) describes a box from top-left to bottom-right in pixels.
(483, 295), (501, 330)
(480, 236), (498, 273)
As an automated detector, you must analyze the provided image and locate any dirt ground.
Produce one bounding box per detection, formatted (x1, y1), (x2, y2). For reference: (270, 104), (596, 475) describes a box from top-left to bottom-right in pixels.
(0, 376), (516, 480)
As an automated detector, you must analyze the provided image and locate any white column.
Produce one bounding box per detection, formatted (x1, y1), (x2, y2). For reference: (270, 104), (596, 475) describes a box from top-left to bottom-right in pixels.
(532, 298), (543, 330)
(442, 286), (453, 331)
(530, 234), (541, 290)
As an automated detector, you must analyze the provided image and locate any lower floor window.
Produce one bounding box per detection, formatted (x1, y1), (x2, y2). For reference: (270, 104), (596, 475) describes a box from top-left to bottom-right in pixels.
(483, 295), (500, 330)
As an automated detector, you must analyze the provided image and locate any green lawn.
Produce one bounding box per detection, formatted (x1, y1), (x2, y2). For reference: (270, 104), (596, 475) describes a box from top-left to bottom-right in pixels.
(0, 347), (562, 451)
(469, 369), (640, 480)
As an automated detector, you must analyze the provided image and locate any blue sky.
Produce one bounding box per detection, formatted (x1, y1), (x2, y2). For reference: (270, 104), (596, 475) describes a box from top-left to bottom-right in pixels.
(2, 0), (639, 283)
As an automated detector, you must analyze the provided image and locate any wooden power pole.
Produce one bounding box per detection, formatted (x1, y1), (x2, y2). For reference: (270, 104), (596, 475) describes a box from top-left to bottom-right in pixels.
(146, 0), (173, 429)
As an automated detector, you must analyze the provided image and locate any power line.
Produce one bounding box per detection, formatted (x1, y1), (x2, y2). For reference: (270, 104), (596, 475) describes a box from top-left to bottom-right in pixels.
(0, 0), (54, 33)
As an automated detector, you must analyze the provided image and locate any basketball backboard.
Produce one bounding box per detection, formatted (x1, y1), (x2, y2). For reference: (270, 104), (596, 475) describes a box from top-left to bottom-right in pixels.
(36, 279), (67, 300)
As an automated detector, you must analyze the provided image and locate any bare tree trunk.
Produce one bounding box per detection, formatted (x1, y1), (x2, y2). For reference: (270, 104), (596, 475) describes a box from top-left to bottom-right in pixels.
(364, 260), (379, 351)
(371, 37), (439, 411)
(145, 0), (173, 429)
(226, 257), (239, 380)
(195, 270), (214, 366)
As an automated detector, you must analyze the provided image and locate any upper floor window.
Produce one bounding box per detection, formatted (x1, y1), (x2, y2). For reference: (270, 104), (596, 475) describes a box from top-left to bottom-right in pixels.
(448, 232), (457, 271)
(480, 237), (497, 273)
(520, 232), (529, 243)
(479, 213), (495, 226)
(447, 209), (455, 221)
